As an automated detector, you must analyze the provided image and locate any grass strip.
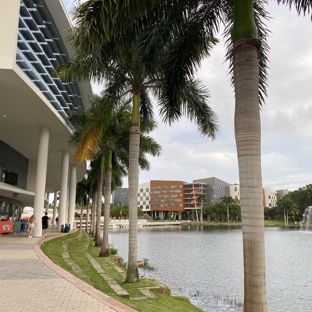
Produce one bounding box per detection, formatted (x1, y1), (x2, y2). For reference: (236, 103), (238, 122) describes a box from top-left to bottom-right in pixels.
(41, 230), (203, 312)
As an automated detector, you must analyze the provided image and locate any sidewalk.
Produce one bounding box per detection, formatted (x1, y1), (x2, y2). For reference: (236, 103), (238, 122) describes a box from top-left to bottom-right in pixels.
(0, 226), (136, 312)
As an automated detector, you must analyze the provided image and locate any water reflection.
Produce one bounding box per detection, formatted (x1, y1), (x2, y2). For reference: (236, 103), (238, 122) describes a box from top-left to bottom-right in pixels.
(108, 226), (312, 311)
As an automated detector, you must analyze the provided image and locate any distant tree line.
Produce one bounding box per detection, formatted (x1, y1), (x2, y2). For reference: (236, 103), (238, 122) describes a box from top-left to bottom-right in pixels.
(265, 184), (312, 225)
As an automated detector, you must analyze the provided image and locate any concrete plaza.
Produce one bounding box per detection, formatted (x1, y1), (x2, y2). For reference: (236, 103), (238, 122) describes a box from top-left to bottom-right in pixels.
(0, 226), (136, 312)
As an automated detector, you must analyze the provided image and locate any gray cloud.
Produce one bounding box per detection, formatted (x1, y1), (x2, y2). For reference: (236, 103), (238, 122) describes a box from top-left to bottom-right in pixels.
(62, 1), (312, 191)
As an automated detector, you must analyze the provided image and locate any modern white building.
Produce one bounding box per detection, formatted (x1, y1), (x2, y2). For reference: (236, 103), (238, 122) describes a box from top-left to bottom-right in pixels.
(0, 0), (92, 236)
(229, 183), (240, 202)
(263, 187), (277, 208)
(138, 182), (150, 212)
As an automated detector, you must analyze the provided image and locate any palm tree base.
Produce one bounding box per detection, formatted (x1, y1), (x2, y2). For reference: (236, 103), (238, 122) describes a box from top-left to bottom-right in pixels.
(125, 266), (139, 283)
(99, 249), (110, 257)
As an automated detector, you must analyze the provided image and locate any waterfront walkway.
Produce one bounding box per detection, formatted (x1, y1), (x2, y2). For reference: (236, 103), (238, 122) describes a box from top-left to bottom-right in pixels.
(0, 226), (136, 312)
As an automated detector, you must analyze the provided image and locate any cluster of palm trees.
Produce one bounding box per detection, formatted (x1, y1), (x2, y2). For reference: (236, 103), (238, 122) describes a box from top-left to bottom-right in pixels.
(57, 0), (312, 310)
(70, 96), (161, 255)
(57, 1), (218, 284)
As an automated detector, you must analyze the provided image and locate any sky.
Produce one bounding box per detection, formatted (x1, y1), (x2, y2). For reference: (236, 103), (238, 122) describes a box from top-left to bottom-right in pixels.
(62, 1), (312, 192)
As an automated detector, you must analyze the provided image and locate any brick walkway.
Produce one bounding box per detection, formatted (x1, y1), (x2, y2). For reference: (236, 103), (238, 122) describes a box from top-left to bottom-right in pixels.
(0, 228), (136, 312)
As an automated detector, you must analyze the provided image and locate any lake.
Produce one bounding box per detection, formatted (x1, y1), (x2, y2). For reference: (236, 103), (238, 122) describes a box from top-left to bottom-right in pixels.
(108, 226), (312, 311)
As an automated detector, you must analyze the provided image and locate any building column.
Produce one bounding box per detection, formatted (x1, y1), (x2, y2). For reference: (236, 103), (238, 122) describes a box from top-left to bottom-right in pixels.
(52, 190), (57, 224)
(33, 126), (49, 237)
(45, 192), (50, 213)
(68, 164), (77, 230)
(58, 150), (69, 232)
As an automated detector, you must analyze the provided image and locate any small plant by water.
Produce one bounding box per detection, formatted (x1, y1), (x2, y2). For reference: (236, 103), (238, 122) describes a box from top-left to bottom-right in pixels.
(140, 258), (155, 271)
(213, 292), (243, 309)
(109, 244), (118, 255)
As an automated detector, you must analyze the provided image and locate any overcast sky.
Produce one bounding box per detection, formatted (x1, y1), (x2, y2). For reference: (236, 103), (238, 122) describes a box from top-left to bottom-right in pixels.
(62, 1), (312, 192)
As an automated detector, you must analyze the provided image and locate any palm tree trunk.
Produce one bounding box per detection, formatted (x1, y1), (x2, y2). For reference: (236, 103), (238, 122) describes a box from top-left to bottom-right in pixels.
(126, 93), (140, 283)
(85, 195), (90, 233)
(201, 205), (203, 223)
(233, 37), (267, 311)
(227, 204), (229, 223)
(95, 155), (104, 246)
(91, 192), (96, 236)
(100, 152), (112, 257)
(80, 198), (84, 230)
(232, 0), (267, 310)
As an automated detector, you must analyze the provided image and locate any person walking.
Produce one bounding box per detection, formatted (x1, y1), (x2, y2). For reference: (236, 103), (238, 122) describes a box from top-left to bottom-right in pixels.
(28, 215), (37, 238)
(41, 212), (49, 238)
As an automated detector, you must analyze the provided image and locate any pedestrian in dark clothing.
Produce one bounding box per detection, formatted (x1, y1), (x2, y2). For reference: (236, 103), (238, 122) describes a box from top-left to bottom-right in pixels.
(42, 212), (49, 238)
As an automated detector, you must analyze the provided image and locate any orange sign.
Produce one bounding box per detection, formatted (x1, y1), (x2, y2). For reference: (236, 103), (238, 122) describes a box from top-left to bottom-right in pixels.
(0, 221), (14, 234)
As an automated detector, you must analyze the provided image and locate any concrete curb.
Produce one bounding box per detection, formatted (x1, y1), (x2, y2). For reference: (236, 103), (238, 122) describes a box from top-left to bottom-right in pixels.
(34, 231), (137, 312)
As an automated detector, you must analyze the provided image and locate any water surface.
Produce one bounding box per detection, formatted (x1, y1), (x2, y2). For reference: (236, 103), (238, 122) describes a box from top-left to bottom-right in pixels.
(108, 226), (312, 311)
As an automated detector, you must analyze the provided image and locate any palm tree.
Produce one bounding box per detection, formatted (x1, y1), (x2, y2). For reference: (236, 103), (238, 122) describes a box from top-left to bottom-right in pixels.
(277, 196), (292, 226)
(196, 193), (206, 222)
(221, 196), (234, 223)
(290, 203), (299, 224)
(67, 105), (102, 245)
(76, 177), (89, 229)
(55, 4), (219, 282)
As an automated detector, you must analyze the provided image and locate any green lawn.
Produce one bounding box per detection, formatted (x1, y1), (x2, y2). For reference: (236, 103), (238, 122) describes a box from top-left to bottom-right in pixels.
(181, 220), (300, 227)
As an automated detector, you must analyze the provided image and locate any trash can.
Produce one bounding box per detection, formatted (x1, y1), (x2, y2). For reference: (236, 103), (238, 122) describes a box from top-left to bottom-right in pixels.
(61, 224), (64, 232)
(64, 223), (70, 233)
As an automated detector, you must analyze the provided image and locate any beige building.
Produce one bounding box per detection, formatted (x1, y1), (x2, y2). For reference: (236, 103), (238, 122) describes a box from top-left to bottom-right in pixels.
(263, 187), (277, 208)
(229, 184), (240, 202)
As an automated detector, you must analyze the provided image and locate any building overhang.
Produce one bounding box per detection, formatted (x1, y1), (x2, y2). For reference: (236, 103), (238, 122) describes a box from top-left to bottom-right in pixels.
(0, 65), (88, 206)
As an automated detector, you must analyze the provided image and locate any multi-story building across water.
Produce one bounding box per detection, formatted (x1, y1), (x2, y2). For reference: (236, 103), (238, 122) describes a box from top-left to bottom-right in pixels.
(113, 178), (286, 218)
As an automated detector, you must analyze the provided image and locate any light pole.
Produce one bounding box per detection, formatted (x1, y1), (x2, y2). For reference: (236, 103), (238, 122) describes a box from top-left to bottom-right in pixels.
(120, 203), (122, 219)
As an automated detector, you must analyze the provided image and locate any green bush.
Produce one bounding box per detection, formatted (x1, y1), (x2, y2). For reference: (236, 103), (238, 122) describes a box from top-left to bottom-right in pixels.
(110, 245), (118, 255)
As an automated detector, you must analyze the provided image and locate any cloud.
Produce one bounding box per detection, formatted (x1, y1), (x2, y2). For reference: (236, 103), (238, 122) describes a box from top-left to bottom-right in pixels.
(62, 1), (312, 192)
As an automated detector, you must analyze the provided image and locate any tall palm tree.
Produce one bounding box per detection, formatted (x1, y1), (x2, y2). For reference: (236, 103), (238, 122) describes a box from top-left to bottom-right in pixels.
(67, 104), (103, 245)
(221, 195), (234, 223)
(277, 196), (292, 226)
(82, 1), (312, 308)
(290, 203), (299, 224)
(56, 4), (218, 282)
(76, 177), (89, 229)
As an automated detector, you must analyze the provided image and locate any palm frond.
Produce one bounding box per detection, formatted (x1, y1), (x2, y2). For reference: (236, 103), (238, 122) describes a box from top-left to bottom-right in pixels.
(157, 77), (219, 138)
(276, 0), (312, 17)
(139, 89), (155, 130)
